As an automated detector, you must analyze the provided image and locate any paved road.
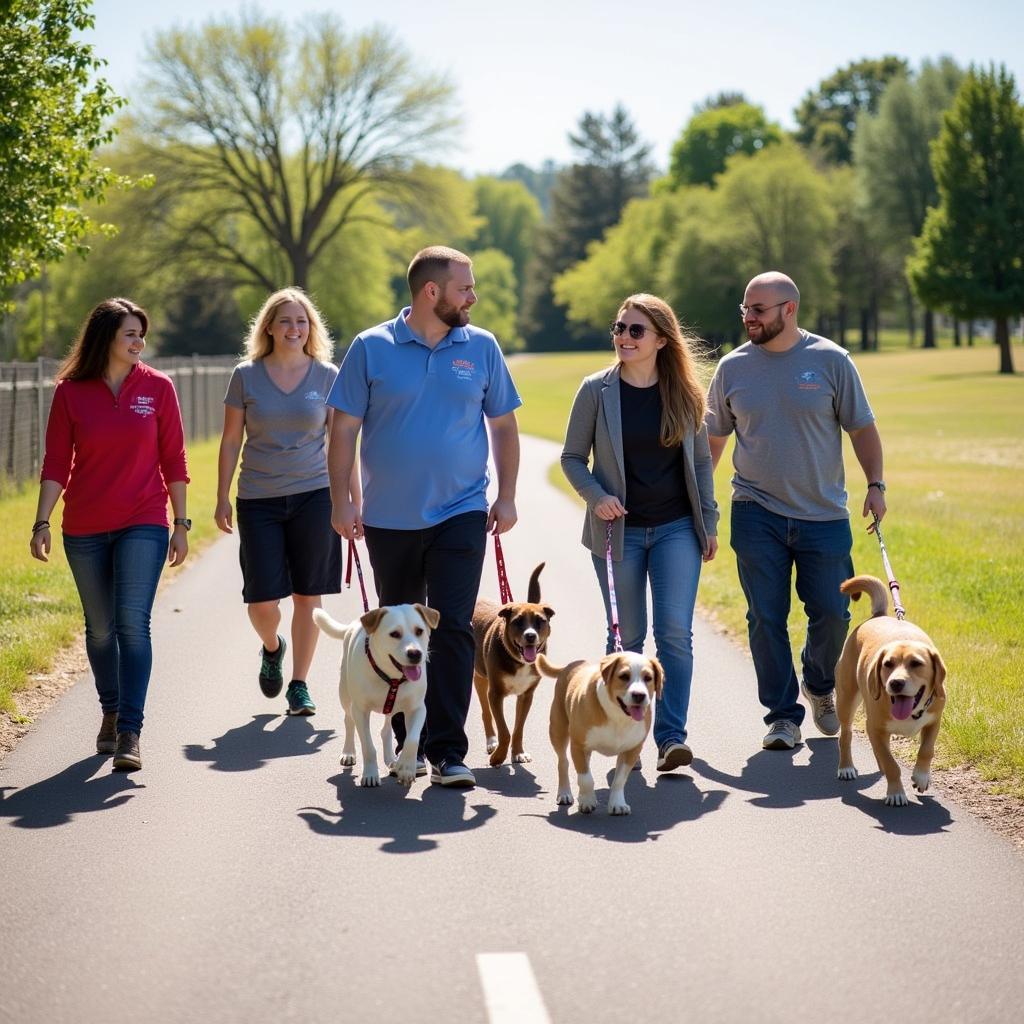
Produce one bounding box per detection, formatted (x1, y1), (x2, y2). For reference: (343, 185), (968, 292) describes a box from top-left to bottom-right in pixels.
(2, 435), (1023, 1024)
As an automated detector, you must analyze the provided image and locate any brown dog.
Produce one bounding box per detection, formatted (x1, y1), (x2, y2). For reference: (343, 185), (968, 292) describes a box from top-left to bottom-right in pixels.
(835, 575), (947, 806)
(472, 563), (554, 766)
(538, 650), (663, 815)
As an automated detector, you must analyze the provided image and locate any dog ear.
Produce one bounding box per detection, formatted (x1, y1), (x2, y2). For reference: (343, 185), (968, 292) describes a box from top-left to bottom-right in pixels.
(498, 606), (515, 621)
(360, 608), (387, 634)
(650, 657), (665, 700)
(868, 646), (887, 701)
(542, 605), (555, 620)
(600, 653), (623, 686)
(414, 603), (440, 630)
(930, 648), (947, 701)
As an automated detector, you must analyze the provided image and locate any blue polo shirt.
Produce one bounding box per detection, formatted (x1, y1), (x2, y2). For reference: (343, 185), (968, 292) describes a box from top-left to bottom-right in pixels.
(326, 308), (522, 529)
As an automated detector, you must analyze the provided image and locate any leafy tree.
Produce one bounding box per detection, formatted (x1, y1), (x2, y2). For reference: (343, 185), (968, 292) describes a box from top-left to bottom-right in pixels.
(468, 248), (524, 352)
(500, 160), (560, 216)
(521, 105), (654, 350)
(794, 56), (908, 164)
(908, 65), (1024, 374)
(856, 58), (964, 346)
(470, 177), (541, 287)
(131, 10), (456, 292)
(693, 91), (750, 113)
(0, 0), (127, 292)
(667, 102), (783, 188)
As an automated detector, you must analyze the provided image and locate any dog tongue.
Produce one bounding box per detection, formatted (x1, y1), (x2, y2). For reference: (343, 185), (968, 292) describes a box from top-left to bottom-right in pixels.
(402, 665), (421, 682)
(628, 705), (645, 722)
(522, 645), (538, 663)
(891, 695), (915, 721)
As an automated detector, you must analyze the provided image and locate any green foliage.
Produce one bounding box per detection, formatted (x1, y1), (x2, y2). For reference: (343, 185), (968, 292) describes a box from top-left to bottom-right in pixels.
(794, 56), (909, 164)
(0, 0), (128, 291)
(469, 248), (523, 352)
(500, 160), (560, 217)
(908, 65), (1024, 372)
(470, 177), (541, 287)
(666, 102), (783, 188)
(157, 277), (246, 356)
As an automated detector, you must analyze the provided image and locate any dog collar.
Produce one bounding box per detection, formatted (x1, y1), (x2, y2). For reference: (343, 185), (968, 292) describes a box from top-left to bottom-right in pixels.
(363, 637), (405, 715)
(911, 691), (935, 720)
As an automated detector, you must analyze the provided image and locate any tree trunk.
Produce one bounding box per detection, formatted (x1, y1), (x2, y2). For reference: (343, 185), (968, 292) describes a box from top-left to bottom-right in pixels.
(953, 319), (961, 347)
(859, 307), (871, 351)
(968, 320), (975, 346)
(871, 296), (881, 351)
(836, 304), (847, 348)
(996, 317), (1015, 374)
(904, 285), (916, 345)
(922, 308), (937, 348)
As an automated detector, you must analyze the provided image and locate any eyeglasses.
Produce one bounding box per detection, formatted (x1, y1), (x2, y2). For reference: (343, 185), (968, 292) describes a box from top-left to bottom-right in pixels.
(738, 301), (790, 318)
(611, 321), (653, 340)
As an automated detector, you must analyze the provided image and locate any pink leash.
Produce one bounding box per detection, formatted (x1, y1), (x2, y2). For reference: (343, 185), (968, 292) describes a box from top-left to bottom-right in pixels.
(345, 538), (371, 614)
(605, 521), (624, 652)
(494, 534), (514, 604)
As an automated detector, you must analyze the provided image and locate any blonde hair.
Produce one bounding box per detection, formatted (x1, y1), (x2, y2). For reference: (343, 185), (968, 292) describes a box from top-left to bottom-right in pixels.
(245, 288), (332, 362)
(617, 293), (706, 447)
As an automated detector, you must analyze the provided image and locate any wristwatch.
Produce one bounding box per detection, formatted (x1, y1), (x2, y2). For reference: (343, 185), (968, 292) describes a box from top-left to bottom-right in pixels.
(867, 481), (886, 493)
(173, 517), (192, 531)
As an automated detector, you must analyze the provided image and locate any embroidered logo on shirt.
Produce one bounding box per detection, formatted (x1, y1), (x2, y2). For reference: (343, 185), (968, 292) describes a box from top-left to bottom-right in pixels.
(796, 370), (822, 390)
(304, 391), (321, 401)
(131, 395), (155, 417)
(451, 358), (476, 381)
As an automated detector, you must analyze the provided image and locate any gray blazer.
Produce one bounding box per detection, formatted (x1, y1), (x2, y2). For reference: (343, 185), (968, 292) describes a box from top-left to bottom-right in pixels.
(561, 363), (719, 561)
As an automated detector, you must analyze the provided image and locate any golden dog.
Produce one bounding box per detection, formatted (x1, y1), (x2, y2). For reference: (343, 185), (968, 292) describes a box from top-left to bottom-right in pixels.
(835, 575), (947, 806)
(538, 651), (663, 815)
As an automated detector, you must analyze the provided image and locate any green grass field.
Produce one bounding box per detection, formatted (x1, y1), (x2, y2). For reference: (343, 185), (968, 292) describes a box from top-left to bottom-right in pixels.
(2, 344), (1022, 793)
(511, 344), (1024, 794)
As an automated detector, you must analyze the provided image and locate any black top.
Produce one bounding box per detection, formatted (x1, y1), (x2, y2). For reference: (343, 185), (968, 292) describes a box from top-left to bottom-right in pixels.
(620, 379), (691, 528)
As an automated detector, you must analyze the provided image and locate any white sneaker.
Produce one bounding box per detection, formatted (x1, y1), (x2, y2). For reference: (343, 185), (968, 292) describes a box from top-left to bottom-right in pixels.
(800, 682), (839, 736)
(762, 720), (802, 750)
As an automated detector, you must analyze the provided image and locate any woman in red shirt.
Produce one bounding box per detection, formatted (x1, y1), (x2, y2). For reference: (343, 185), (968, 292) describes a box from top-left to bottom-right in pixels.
(29, 297), (191, 771)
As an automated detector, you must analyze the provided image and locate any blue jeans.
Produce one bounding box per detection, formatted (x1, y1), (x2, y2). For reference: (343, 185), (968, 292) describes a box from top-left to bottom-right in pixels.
(730, 501), (853, 727)
(63, 525), (168, 735)
(592, 516), (703, 747)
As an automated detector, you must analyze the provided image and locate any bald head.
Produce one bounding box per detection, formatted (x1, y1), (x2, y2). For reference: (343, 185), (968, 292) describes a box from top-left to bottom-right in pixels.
(746, 272), (800, 307)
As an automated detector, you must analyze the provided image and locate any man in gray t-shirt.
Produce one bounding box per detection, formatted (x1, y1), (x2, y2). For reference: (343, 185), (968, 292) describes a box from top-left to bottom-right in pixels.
(706, 271), (886, 752)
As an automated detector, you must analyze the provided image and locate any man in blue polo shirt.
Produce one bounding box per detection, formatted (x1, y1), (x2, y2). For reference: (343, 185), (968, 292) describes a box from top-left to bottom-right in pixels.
(326, 246), (522, 788)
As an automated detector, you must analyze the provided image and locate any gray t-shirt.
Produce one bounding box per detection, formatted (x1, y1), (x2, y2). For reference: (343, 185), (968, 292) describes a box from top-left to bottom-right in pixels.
(705, 331), (874, 520)
(224, 359), (338, 500)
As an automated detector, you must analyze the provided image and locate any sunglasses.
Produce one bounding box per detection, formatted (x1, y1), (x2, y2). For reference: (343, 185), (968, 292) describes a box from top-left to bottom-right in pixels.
(611, 321), (653, 340)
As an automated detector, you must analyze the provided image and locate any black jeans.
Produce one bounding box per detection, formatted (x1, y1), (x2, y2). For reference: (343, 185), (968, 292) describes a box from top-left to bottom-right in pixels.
(363, 511), (487, 766)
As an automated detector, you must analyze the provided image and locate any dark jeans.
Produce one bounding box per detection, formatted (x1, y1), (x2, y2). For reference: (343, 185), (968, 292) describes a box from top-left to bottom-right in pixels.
(363, 511), (487, 766)
(730, 501), (853, 727)
(63, 525), (168, 735)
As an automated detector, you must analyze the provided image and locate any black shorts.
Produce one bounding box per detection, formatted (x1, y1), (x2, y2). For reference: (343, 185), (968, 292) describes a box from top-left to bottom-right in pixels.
(236, 487), (341, 603)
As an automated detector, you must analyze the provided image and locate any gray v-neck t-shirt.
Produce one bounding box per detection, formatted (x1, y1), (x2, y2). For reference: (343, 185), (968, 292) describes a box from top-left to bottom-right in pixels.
(224, 359), (338, 500)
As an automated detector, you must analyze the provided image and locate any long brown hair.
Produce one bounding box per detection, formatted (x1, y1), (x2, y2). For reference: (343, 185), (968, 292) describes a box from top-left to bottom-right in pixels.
(58, 298), (149, 381)
(245, 287), (332, 362)
(618, 293), (706, 447)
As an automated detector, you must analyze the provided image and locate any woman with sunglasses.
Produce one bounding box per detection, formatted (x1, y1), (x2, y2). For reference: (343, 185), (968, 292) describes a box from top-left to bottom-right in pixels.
(561, 294), (718, 771)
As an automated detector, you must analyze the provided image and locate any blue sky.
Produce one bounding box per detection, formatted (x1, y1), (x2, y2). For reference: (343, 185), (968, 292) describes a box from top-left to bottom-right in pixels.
(86, 0), (1024, 175)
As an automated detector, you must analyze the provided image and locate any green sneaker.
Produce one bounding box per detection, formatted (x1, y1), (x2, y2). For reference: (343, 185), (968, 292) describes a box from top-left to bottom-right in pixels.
(259, 636), (286, 698)
(285, 680), (316, 716)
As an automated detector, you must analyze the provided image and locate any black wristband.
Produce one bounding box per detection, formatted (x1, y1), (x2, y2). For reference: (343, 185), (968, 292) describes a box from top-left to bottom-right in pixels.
(32, 520), (50, 534)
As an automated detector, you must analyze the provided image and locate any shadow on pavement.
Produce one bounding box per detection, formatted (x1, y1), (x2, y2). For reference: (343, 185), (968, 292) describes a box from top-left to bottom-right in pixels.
(839, 788), (955, 836)
(182, 713), (335, 772)
(474, 762), (543, 798)
(297, 769), (497, 853)
(530, 769), (728, 842)
(0, 757), (142, 828)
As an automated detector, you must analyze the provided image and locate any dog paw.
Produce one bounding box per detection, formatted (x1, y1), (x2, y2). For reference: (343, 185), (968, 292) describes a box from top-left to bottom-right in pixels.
(339, 753), (356, 767)
(489, 746), (509, 768)
(578, 796), (598, 814)
(485, 736), (498, 754)
(608, 799), (631, 816)
(912, 770), (931, 793)
(359, 770), (381, 788)
(837, 765), (858, 781)
(556, 790), (574, 806)
(394, 760), (417, 787)
(512, 751), (532, 763)
(884, 790), (909, 807)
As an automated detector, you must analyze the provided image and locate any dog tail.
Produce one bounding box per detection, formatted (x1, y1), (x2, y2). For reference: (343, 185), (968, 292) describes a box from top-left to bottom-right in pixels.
(840, 575), (889, 618)
(536, 652), (564, 678)
(312, 608), (348, 638)
(527, 562), (545, 603)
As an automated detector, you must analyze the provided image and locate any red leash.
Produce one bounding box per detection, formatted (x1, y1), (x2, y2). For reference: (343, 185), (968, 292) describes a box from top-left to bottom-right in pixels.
(605, 521), (624, 652)
(494, 534), (514, 604)
(345, 538), (371, 614)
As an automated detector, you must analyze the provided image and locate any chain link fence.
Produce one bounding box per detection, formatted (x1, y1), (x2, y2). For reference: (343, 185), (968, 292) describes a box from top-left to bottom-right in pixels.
(0, 356), (238, 493)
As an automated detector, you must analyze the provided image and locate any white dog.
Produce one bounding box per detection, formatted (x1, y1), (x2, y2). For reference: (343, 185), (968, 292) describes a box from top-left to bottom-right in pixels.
(312, 604), (440, 787)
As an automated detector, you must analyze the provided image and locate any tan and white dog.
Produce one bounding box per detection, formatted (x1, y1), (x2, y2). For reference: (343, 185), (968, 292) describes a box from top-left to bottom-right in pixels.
(835, 575), (947, 807)
(537, 651), (664, 815)
(312, 604), (440, 788)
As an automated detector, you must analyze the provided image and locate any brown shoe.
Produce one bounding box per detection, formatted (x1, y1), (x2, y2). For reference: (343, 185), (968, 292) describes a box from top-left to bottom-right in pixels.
(96, 712), (118, 755)
(112, 731), (142, 771)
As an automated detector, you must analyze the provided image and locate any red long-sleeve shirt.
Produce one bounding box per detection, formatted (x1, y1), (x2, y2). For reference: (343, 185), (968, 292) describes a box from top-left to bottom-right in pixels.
(41, 363), (190, 535)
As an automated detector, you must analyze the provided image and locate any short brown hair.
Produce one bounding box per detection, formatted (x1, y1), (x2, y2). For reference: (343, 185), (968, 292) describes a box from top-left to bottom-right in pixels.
(407, 246), (471, 297)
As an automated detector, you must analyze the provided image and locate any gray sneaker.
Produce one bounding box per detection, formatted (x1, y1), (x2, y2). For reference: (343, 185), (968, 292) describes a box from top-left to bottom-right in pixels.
(762, 720), (802, 750)
(800, 682), (839, 736)
(430, 759), (476, 788)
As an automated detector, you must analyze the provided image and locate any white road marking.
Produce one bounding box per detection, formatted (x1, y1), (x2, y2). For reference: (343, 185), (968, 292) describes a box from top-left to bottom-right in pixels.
(476, 952), (552, 1024)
